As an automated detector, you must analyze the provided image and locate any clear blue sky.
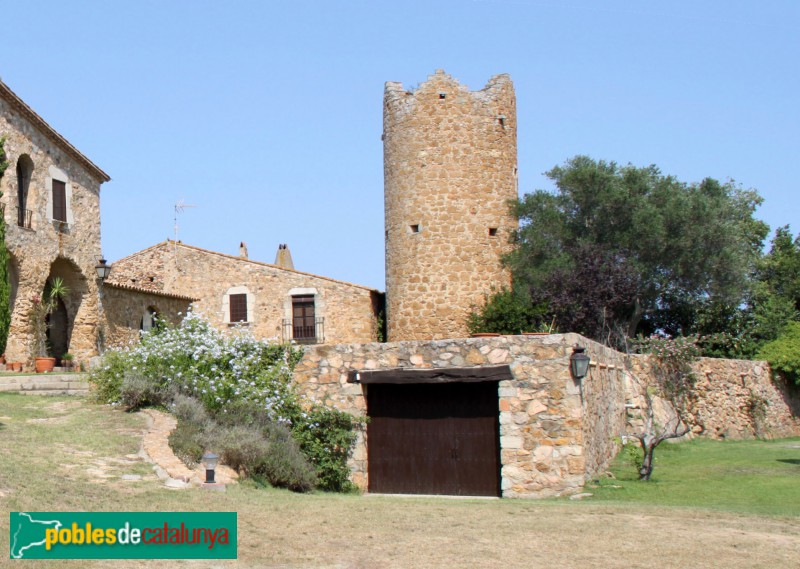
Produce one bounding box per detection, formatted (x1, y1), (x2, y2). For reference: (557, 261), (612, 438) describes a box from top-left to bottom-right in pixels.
(3, 1), (797, 290)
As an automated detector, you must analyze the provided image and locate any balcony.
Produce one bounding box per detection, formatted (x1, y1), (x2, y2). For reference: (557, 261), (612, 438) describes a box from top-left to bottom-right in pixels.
(15, 207), (32, 229)
(282, 317), (324, 344)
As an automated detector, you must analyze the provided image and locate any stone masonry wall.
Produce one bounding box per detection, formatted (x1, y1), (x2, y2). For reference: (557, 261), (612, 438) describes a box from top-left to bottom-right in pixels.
(627, 355), (800, 440)
(293, 333), (628, 498)
(108, 242), (380, 345)
(102, 285), (193, 349)
(294, 335), (800, 498)
(383, 70), (518, 341)
(0, 91), (107, 366)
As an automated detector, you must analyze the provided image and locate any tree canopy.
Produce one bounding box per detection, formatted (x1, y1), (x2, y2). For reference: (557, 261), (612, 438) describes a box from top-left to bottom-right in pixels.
(496, 155), (769, 346)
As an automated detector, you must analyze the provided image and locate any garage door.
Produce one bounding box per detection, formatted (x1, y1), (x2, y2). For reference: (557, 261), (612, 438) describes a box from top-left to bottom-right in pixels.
(366, 380), (501, 496)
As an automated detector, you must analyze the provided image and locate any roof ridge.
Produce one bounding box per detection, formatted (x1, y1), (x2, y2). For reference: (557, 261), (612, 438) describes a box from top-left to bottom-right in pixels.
(169, 240), (379, 292)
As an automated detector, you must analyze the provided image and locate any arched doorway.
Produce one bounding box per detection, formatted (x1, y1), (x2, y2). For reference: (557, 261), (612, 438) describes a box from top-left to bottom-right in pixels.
(46, 297), (68, 359)
(42, 258), (88, 362)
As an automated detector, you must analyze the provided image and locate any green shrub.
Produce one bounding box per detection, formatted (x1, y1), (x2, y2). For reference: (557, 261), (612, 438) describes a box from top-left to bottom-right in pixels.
(172, 393), (213, 427)
(168, 420), (206, 466)
(118, 372), (172, 411)
(255, 423), (318, 492)
(91, 311), (361, 492)
(757, 321), (800, 384)
(170, 394), (317, 492)
(210, 425), (273, 474)
(467, 288), (549, 335)
(292, 406), (363, 492)
(168, 395), (213, 465)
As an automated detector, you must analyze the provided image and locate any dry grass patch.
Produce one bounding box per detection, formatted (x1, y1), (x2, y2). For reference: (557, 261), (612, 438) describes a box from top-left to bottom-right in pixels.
(0, 394), (798, 569)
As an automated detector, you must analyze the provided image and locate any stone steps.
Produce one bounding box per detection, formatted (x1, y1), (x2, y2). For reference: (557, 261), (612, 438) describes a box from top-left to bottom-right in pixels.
(0, 372), (90, 395)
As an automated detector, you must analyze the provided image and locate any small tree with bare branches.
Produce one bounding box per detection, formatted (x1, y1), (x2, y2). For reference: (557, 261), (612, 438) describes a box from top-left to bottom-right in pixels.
(629, 335), (701, 480)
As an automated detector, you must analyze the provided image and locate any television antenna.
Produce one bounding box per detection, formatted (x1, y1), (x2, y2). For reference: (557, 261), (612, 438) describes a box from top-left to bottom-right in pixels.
(173, 199), (196, 242)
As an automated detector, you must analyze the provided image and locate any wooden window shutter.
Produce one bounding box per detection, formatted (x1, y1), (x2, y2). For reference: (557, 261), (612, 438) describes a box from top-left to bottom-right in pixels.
(52, 180), (67, 222)
(229, 293), (248, 322)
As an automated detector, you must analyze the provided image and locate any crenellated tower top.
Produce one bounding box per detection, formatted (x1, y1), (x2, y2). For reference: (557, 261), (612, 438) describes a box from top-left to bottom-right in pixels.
(383, 70), (518, 341)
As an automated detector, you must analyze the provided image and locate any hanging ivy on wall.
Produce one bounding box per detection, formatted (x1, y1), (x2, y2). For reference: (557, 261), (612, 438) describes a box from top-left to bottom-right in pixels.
(0, 136), (8, 177)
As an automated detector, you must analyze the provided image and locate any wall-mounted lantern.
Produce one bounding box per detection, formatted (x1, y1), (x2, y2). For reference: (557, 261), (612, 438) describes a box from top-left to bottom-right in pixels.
(201, 451), (219, 484)
(569, 345), (591, 380)
(95, 258), (112, 281)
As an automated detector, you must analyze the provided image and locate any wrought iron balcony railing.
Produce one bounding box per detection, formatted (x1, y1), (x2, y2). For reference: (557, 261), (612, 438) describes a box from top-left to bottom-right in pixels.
(282, 317), (324, 344)
(16, 207), (32, 229)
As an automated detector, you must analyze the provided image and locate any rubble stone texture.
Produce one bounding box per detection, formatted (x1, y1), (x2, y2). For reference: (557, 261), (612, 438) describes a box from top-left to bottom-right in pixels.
(0, 82), (109, 366)
(108, 241), (381, 345)
(102, 284), (193, 347)
(294, 334), (800, 498)
(383, 70), (518, 341)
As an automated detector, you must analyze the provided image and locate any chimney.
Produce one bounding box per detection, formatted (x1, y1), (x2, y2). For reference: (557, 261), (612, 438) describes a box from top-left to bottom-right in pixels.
(239, 241), (248, 259)
(274, 243), (294, 270)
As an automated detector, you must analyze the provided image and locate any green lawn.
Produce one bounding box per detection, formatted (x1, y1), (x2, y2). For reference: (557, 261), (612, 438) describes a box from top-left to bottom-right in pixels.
(587, 436), (800, 516)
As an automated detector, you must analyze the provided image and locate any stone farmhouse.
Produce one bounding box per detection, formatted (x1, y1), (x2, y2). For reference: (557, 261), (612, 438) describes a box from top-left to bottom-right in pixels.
(106, 240), (382, 345)
(0, 80), (194, 367)
(2, 71), (798, 499)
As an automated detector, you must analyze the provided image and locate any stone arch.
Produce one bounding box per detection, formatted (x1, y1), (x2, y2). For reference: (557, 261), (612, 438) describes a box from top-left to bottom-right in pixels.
(44, 257), (88, 358)
(15, 154), (33, 227)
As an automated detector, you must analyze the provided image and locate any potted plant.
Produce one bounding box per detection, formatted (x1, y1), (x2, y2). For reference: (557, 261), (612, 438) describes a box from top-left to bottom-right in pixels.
(61, 352), (74, 370)
(30, 277), (69, 373)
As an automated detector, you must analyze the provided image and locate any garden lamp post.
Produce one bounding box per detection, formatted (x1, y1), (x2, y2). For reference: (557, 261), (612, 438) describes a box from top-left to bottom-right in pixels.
(201, 452), (219, 484)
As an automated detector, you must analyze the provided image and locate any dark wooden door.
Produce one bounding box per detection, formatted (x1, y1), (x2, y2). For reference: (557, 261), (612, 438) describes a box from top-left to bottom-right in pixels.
(292, 295), (315, 340)
(367, 381), (500, 496)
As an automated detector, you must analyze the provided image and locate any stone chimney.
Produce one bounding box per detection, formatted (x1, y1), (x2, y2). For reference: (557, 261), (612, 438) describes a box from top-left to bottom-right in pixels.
(274, 244), (294, 270)
(239, 241), (248, 259)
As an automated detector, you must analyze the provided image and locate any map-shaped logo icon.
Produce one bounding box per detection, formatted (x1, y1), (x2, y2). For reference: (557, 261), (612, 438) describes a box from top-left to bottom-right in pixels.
(9, 512), (62, 559)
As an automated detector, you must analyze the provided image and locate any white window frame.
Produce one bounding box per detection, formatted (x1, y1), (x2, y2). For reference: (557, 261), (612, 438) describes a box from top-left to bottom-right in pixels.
(46, 165), (74, 227)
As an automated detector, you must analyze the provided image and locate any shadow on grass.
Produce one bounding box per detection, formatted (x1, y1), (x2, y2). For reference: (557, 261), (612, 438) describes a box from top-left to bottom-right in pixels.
(777, 458), (800, 466)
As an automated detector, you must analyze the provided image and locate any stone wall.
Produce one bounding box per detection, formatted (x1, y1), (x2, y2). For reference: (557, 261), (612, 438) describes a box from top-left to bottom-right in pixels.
(0, 82), (109, 366)
(627, 355), (800, 440)
(101, 284), (194, 349)
(108, 242), (381, 345)
(293, 333), (628, 498)
(383, 70), (518, 342)
(293, 334), (800, 498)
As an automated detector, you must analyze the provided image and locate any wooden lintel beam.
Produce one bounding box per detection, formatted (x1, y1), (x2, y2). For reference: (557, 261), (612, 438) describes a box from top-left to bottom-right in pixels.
(347, 365), (513, 384)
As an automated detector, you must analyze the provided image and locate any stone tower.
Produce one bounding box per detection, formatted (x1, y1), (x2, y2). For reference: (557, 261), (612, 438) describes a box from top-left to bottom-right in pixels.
(384, 70), (518, 341)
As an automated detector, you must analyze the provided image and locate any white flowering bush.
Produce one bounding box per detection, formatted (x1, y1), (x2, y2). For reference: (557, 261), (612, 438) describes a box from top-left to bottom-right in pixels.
(91, 311), (303, 422)
(91, 311), (361, 491)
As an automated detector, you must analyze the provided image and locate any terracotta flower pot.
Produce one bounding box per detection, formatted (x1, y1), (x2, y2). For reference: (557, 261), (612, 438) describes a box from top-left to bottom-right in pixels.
(35, 357), (56, 373)
(12, 362), (23, 372)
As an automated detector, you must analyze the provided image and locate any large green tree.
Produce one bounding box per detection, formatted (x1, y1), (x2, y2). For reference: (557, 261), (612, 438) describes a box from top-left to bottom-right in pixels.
(0, 137), (10, 355)
(758, 225), (800, 313)
(503, 155), (768, 346)
(682, 226), (800, 359)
